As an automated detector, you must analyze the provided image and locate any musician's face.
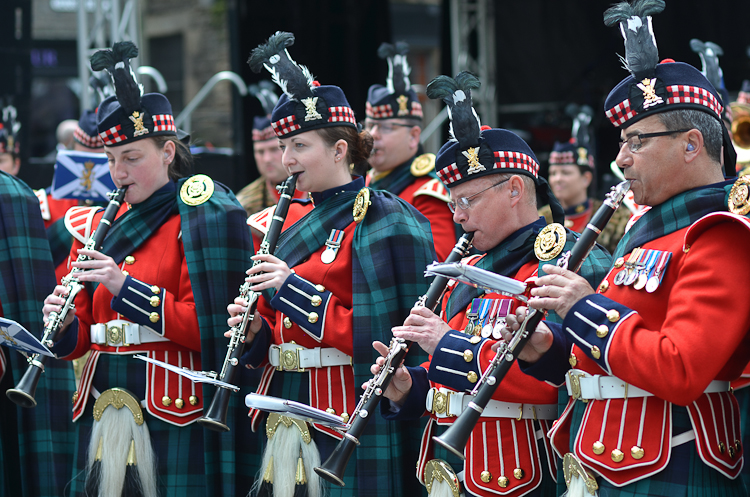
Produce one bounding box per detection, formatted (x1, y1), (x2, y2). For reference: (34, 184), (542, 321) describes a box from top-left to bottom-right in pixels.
(449, 176), (515, 251)
(106, 138), (172, 204)
(548, 165), (591, 208)
(0, 153), (19, 176)
(253, 138), (285, 184)
(279, 130), (350, 192)
(365, 118), (420, 173)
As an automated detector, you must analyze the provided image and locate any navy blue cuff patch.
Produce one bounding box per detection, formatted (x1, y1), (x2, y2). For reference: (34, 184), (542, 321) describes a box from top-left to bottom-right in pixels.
(428, 331), (487, 392)
(518, 320), (571, 387)
(111, 276), (165, 335)
(271, 273), (332, 341)
(381, 366), (430, 421)
(562, 294), (636, 373)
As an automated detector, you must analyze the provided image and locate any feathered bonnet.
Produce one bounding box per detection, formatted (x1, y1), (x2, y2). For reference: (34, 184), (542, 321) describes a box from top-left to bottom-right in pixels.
(550, 105), (595, 170)
(428, 71), (564, 223)
(248, 31), (356, 138)
(690, 39), (731, 125)
(602, 0), (735, 169)
(91, 41), (176, 146)
(74, 74), (112, 149)
(249, 80), (279, 142)
(366, 42), (423, 120)
(0, 103), (20, 155)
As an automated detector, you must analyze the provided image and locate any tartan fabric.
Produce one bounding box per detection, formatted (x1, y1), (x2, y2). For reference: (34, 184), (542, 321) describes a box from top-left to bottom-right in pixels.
(152, 113), (176, 132)
(252, 126), (276, 142)
(365, 101), (393, 119)
(269, 187), (436, 497)
(493, 150), (540, 178)
(99, 124), (127, 145)
(271, 115), (301, 137)
(328, 106), (356, 124)
(0, 172), (76, 496)
(73, 125), (103, 149)
(97, 177), (260, 496)
(46, 216), (74, 269)
(369, 155), (438, 197)
(549, 150), (576, 166)
(606, 85), (724, 127)
(605, 99), (638, 127)
(437, 163), (463, 185)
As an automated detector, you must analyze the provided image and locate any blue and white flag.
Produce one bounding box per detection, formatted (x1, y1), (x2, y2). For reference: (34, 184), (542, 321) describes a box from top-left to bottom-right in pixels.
(0, 317), (54, 357)
(52, 150), (116, 201)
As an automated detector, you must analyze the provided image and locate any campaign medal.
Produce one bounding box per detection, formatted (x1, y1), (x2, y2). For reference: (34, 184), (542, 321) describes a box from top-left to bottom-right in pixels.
(321, 229), (344, 264)
(614, 248), (639, 285)
(477, 299), (492, 337)
(623, 248), (643, 286)
(492, 300), (513, 340)
(646, 251), (672, 293)
(465, 299), (481, 335)
(481, 300), (500, 338)
(631, 250), (650, 290)
(634, 250), (657, 291)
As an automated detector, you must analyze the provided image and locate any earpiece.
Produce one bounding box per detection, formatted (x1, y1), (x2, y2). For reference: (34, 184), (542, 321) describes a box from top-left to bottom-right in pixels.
(511, 191), (519, 198)
(164, 152), (169, 159)
(687, 143), (695, 151)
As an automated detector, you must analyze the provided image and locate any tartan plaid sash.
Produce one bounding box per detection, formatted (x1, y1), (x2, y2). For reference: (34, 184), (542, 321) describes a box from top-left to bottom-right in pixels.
(369, 156), (437, 196)
(47, 217), (74, 268)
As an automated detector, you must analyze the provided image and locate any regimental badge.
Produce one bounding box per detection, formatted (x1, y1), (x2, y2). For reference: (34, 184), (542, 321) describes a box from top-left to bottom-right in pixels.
(728, 175), (750, 216)
(396, 94), (410, 116)
(6, 136), (13, 152)
(577, 147), (588, 167)
(352, 188), (371, 223)
(180, 174), (215, 206)
(637, 78), (664, 109)
(463, 147), (485, 175)
(301, 96), (323, 122)
(562, 453), (598, 496)
(129, 111), (149, 137)
(534, 223), (566, 261)
(424, 459), (460, 497)
(410, 153), (435, 177)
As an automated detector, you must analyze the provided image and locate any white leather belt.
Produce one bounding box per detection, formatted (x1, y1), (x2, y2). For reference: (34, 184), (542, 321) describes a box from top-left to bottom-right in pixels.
(269, 343), (351, 372)
(566, 369), (730, 401)
(91, 320), (168, 347)
(426, 387), (557, 420)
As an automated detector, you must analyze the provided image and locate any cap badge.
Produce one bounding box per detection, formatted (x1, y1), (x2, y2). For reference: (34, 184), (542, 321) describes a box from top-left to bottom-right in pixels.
(637, 78), (663, 109)
(129, 111), (149, 137)
(396, 95), (409, 116)
(301, 97), (323, 122)
(6, 136), (13, 151)
(463, 147), (485, 175)
(577, 147), (588, 166)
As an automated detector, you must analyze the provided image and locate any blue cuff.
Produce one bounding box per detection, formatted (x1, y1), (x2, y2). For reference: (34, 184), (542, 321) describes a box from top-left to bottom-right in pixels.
(562, 294), (636, 374)
(50, 317), (79, 358)
(428, 331), (486, 392)
(270, 273), (332, 341)
(240, 317), (272, 368)
(518, 320), (571, 386)
(111, 276), (165, 335)
(381, 366), (430, 421)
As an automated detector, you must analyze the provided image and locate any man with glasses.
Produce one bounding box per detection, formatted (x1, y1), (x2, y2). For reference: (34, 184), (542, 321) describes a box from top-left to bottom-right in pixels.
(364, 42), (456, 261)
(371, 72), (610, 497)
(503, 2), (750, 494)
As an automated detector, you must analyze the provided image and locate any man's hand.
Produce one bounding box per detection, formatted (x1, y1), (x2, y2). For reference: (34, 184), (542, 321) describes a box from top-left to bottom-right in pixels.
(528, 264), (595, 319)
(391, 306), (452, 356)
(366, 341), (413, 405)
(495, 306), (554, 364)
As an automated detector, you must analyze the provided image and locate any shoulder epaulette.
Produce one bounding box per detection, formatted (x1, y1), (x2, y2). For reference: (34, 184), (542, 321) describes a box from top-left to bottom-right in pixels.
(64, 206), (103, 244)
(34, 188), (50, 221)
(413, 177), (450, 203)
(247, 205), (276, 236)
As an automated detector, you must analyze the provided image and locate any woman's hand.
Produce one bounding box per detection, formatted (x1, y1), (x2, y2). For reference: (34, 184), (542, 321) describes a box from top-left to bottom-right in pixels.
(42, 285), (76, 337)
(72, 249), (127, 296)
(493, 306), (554, 364)
(245, 254), (292, 292)
(366, 340), (413, 405)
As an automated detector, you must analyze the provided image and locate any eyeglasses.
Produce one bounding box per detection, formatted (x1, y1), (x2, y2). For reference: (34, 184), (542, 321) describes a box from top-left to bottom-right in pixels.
(363, 121), (414, 134)
(448, 178), (510, 213)
(618, 129), (691, 153)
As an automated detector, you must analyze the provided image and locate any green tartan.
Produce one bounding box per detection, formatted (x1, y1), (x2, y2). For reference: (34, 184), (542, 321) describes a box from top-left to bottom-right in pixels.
(0, 172), (76, 497)
(270, 187), (437, 497)
(47, 216), (74, 268)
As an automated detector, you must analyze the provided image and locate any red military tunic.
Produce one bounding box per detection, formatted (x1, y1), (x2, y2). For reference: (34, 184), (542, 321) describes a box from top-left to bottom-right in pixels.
(35, 188), (78, 282)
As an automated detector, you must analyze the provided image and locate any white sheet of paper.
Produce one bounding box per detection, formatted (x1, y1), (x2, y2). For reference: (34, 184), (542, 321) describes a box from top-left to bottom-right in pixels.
(133, 355), (240, 391)
(0, 317), (54, 357)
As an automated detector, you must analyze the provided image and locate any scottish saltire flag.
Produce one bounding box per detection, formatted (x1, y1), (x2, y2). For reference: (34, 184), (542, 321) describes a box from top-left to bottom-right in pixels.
(52, 150), (116, 201)
(0, 317), (54, 357)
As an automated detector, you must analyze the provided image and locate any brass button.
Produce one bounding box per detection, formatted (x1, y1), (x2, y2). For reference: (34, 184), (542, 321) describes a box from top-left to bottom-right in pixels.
(593, 441), (605, 455)
(480, 470), (492, 483)
(341, 412), (350, 423)
(469, 335), (481, 344)
(736, 440), (742, 451)
(149, 312), (160, 323)
(614, 257), (625, 268)
(72, 391), (79, 404)
(631, 445), (644, 459)
(729, 446), (736, 458)
(311, 295), (322, 307)
(151, 285), (160, 295)
(162, 395), (172, 407)
(513, 468), (524, 480)
(175, 398), (184, 409)
(315, 284), (325, 292)
(150, 296), (160, 307)
(122, 270), (129, 276)
(326, 407), (336, 415)
(598, 280), (609, 293)
(611, 449), (624, 462)
(591, 346), (601, 360)
(569, 353), (577, 368)
(596, 325), (609, 338)
(463, 349), (474, 362)
(189, 395), (199, 406)
(283, 317), (292, 329)
(497, 476), (509, 488)
(719, 441), (726, 454)
(467, 371), (478, 383)
(308, 312), (319, 324)
(607, 309), (620, 322)
(125, 255), (135, 265)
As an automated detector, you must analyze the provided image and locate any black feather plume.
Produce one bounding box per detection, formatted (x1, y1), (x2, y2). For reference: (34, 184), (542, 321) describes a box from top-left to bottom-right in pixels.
(248, 31), (314, 100)
(571, 105), (594, 148)
(248, 81), (279, 116)
(604, 0), (665, 81)
(426, 71), (481, 147)
(378, 42), (411, 94)
(90, 41), (142, 115)
(691, 39), (724, 92)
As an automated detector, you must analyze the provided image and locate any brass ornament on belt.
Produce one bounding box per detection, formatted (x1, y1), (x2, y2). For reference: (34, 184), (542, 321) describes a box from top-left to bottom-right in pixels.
(728, 175), (750, 215)
(180, 174), (215, 206)
(353, 188), (371, 223)
(93, 387), (144, 425)
(266, 412), (312, 444)
(534, 223), (567, 261)
(107, 325), (122, 345)
(433, 391), (447, 414)
(424, 459), (460, 497)
(562, 452), (599, 496)
(410, 153), (436, 177)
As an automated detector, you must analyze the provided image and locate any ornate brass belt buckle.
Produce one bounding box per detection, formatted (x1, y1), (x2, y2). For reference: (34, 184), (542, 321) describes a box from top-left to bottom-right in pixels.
(432, 390), (447, 415)
(107, 324), (123, 346)
(569, 372), (583, 401)
(281, 347), (306, 372)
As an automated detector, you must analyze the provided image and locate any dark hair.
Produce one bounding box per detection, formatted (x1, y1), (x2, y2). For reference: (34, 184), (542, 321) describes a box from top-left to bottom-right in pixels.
(657, 109), (722, 163)
(315, 126), (373, 176)
(151, 135), (193, 180)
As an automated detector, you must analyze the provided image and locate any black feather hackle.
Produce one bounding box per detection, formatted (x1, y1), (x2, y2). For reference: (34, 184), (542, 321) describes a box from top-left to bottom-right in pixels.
(691, 39), (724, 92)
(603, 0), (665, 81)
(90, 41), (142, 115)
(378, 41), (411, 95)
(248, 31), (314, 100)
(248, 81), (279, 115)
(426, 71), (482, 147)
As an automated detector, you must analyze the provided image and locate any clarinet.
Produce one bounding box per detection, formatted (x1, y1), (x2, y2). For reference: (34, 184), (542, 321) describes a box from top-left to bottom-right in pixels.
(6, 187), (128, 408)
(198, 173), (299, 432)
(434, 180), (631, 459)
(315, 232), (475, 486)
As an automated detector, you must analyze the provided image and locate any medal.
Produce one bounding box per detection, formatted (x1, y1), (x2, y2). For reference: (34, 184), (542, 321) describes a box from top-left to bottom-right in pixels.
(465, 299), (481, 335)
(321, 229), (344, 264)
(646, 251), (671, 293)
(623, 248), (643, 286)
(634, 250), (657, 291)
(477, 299), (492, 337)
(614, 247), (639, 286)
(481, 300), (501, 338)
(492, 300), (512, 339)
(492, 318), (506, 340)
